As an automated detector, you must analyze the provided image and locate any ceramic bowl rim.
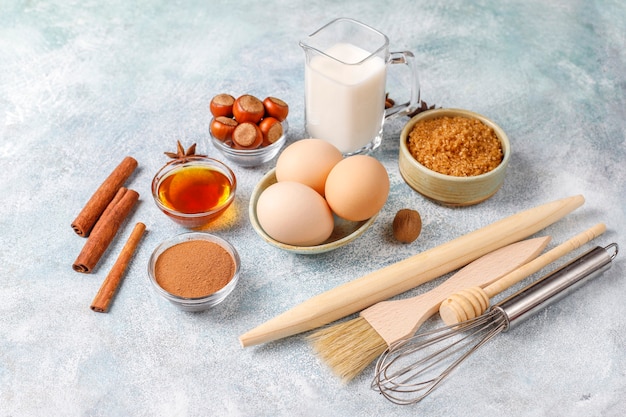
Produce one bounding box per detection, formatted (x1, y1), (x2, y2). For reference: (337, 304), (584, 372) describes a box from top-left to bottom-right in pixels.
(399, 108), (511, 183)
(248, 168), (377, 255)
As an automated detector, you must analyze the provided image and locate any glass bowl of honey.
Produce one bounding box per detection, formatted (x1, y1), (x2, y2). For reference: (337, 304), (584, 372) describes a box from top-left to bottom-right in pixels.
(209, 119), (289, 168)
(151, 156), (237, 229)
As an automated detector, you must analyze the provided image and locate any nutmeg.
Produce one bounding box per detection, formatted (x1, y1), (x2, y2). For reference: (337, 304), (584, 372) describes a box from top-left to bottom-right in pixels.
(392, 208), (422, 243)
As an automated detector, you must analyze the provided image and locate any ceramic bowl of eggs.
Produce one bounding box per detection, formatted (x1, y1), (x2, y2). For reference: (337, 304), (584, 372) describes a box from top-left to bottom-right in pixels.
(249, 139), (389, 254)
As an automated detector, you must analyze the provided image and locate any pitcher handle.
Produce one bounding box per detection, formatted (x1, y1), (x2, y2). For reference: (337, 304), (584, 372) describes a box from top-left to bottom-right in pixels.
(385, 51), (420, 119)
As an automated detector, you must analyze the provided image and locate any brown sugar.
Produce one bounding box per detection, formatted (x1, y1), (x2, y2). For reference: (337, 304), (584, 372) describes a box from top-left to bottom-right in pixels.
(154, 240), (235, 298)
(407, 116), (503, 177)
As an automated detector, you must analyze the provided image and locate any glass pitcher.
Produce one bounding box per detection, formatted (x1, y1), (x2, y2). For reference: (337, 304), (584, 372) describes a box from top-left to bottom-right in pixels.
(300, 17), (420, 155)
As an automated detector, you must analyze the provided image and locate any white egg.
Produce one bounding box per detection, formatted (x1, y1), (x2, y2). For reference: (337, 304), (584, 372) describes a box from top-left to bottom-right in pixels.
(256, 181), (334, 246)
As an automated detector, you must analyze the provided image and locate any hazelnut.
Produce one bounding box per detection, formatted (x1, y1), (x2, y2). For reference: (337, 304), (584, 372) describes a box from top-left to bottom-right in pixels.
(209, 94), (235, 118)
(263, 96), (289, 121)
(392, 208), (422, 243)
(232, 122), (263, 149)
(210, 116), (238, 141)
(233, 94), (265, 124)
(259, 117), (283, 146)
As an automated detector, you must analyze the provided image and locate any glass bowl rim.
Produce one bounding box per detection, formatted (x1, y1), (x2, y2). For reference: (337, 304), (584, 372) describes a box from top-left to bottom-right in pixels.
(210, 118), (289, 157)
(147, 231), (241, 303)
(151, 155), (237, 219)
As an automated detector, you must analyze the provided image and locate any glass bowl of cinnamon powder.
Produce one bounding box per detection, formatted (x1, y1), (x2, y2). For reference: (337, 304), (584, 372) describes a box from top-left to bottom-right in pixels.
(399, 108), (511, 206)
(147, 232), (241, 311)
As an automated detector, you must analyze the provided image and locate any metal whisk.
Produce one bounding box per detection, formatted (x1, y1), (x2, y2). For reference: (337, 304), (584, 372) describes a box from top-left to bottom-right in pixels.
(372, 243), (619, 405)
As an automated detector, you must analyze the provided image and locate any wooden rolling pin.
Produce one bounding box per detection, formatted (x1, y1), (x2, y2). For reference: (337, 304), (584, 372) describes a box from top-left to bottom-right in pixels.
(438, 222), (606, 325)
(239, 195), (585, 347)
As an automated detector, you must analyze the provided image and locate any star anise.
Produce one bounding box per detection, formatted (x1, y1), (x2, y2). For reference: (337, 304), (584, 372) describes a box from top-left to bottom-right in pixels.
(406, 100), (439, 118)
(384, 94), (439, 116)
(164, 140), (206, 162)
(385, 93), (395, 109)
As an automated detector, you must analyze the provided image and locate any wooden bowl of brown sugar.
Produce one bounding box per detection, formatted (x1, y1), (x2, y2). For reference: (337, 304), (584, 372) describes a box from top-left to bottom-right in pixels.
(399, 108), (510, 206)
(147, 232), (241, 311)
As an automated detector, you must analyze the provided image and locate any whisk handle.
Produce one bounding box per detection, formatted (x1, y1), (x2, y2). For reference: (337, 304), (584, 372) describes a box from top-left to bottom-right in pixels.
(494, 244), (618, 331)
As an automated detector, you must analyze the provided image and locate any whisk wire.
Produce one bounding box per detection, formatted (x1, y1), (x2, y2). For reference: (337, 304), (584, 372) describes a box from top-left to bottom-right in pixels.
(371, 244), (616, 406)
(372, 309), (507, 405)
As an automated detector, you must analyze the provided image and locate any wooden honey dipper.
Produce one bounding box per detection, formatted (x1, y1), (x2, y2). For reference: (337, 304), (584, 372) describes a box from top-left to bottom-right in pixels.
(439, 223), (606, 325)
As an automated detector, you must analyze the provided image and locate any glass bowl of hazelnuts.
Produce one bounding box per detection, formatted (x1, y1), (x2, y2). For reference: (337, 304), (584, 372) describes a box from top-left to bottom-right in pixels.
(209, 93), (289, 167)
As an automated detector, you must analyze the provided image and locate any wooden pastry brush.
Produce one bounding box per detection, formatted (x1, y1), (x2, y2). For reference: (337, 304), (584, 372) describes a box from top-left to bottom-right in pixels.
(309, 223), (605, 382)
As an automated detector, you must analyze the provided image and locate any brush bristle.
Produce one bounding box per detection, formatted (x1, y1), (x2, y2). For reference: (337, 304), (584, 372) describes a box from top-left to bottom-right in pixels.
(308, 316), (387, 383)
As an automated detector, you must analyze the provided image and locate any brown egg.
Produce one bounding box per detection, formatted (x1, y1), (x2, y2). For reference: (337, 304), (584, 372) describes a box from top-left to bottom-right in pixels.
(325, 155), (389, 221)
(275, 139), (343, 197)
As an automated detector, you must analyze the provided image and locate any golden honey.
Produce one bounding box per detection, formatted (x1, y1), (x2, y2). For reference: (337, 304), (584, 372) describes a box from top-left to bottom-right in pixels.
(157, 165), (233, 214)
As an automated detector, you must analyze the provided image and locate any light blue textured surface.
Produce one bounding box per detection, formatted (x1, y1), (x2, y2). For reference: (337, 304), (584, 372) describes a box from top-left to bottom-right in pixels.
(1, 1), (625, 416)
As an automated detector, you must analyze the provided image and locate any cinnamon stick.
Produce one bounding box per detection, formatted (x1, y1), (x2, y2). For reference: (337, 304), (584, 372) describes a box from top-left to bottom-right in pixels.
(73, 187), (139, 273)
(91, 222), (146, 313)
(71, 156), (138, 237)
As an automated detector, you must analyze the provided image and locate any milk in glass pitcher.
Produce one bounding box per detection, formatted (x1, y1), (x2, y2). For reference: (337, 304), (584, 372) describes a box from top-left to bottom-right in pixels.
(300, 18), (420, 155)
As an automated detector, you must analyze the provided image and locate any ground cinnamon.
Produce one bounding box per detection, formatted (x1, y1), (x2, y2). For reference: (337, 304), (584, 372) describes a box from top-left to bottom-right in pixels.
(154, 239), (235, 298)
(71, 156), (138, 237)
(91, 222), (146, 312)
(73, 187), (139, 273)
